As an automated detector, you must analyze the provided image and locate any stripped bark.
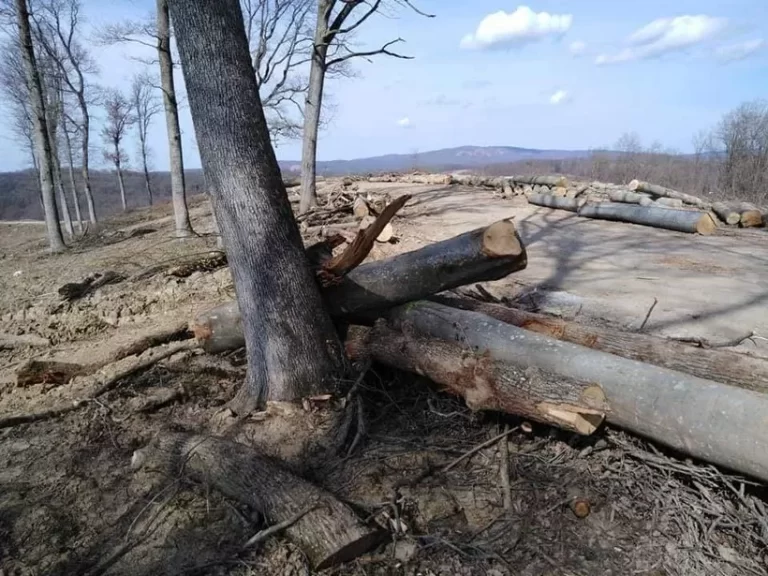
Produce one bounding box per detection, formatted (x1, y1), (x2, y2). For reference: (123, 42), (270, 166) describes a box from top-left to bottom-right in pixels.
(388, 301), (768, 484)
(346, 322), (607, 434)
(432, 294), (768, 394)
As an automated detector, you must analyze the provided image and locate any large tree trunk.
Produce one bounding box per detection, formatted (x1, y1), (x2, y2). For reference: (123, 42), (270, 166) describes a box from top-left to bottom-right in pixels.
(47, 117), (74, 237)
(511, 175), (568, 187)
(15, 0), (65, 252)
(169, 0), (347, 410)
(61, 113), (83, 232)
(711, 201), (741, 225)
(298, 1), (330, 215)
(158, 0), (193, 237)
(141, 143), (153, 205)
(433, 295), (768, 394)
(132, 433), (382, 569)
(578, 202), (717, 234)
(388, 301), (768, 484)
(347, 322), (607, 434)
(191, 220), (528, 352)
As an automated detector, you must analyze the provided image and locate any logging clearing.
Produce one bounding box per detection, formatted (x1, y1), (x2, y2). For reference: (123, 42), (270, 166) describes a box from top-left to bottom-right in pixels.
(2, 173), (768, 576)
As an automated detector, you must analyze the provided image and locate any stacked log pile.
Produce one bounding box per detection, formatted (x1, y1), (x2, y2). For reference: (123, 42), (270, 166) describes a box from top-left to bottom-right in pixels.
(519, 175), (765, 234)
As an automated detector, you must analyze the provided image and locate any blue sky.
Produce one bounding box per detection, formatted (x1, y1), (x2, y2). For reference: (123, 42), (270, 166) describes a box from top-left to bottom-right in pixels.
(2, 0), (767, 171)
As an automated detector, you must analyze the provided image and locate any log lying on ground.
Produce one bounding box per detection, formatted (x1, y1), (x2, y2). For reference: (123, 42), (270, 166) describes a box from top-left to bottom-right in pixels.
(608, 190), (653, 206)
(527, 194), (584, 213)
(16, 359), (86, 387)
(388, 301), (768, 483)
(628, 180), (711, 209)
(432, 294), (768, 393)
(578, 203), (717, 235)
(511, 175), (568, 188)
(132, 433), (381, 569)
(58, 270), (124, 301)
(712, 202), (742, 225)
(738, 202), (764, 228)
(653, 197), (684, 208)
(192, 220), (528, 352)
(346, 323), (607, 434)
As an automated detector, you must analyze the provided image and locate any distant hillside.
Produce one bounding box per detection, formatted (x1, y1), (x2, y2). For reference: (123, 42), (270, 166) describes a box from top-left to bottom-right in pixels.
(1, 145), (597, 221)
(279, 145), (593, 175)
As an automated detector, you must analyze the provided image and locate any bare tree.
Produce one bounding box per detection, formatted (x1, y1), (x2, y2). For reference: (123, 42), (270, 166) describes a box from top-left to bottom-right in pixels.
(131, 72), (162, 205)
(298, 0), (433, 213)
(169, 0), (347, 410)
(101, 89), (135, 211)
(32, 0), (98, 227)
(14, 0), (64, 251)
(158, 0), (192, 235)
(60, 101), (83, 230)
(95, 4), (192, 235)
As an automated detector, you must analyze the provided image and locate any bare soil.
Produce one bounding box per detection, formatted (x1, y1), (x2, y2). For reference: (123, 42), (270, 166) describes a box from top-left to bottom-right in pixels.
(1, 182), (767, 576)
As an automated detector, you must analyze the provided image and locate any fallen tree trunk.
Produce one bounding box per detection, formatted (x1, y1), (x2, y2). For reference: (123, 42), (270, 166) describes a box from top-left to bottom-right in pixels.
(527, 194), (583, 212)
(628, 180), (711, 209)
(387, 301), (768, 483)
(0, 332), (50, 350)
(653, 197), (684, 208)
(738, 202), (764, 228)
(346, 323), (607, 434)
(511, 175), (568, 188)
(578, 203), (717, 235)
(608, 190), (653, 206)
(16, 360), (86, 387)
(131, 433), (381, 569)
(712, 202), (741, 225)
(432, 294), (768, 393)
(192, 220), (527, 352)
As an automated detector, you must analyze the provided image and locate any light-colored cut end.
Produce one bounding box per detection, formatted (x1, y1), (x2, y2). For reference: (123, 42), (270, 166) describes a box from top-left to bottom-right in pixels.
(740, 210), (764, 228)
(696, 213), (718, 235)
(482, 220), (522, 257)
(541, 403), (605, 435)
(628, 179), (641, 191)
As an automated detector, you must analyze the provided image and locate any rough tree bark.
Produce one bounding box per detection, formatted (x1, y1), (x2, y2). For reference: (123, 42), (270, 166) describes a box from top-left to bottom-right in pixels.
(132, 433), (382, 569)
(15, 0), (65, 252)
(169, 0), (347, 411)
(158, 0), (192, 236)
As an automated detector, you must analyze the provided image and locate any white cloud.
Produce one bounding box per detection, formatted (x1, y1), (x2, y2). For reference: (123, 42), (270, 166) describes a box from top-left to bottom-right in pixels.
(569, 40), (587, 56)
(716, 39), (765, 62)
(549, 89), (570, 105)
(460, 6), (572, 50)
(596, 15), (727, 65)
(396, 117), (412, 128)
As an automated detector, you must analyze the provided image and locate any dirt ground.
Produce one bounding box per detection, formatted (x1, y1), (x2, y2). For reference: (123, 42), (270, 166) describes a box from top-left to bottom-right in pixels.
(1, 182), (768, 576)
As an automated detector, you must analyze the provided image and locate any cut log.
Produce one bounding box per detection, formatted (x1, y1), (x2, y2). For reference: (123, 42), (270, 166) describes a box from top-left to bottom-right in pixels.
(131, 433), (382, 569)
(511, 175), (569, 188)
(653, 197), (684, 208)
(432, 295), (768, 394)
(346, 322), (606, 434)
(738, 202), (764, 228)
(388, 301), (768, 483)
(552, 186), (568, 197)
(628, 180), (711, 209)
(608, 190), (652, 206)
(58, 271), (125, 301)
(353, 197), (370, 219)
(192, 220), (528, 352)
(712, 202), (741, 225)
(578, 203), (717, 235)
(527, 194), (583, 213)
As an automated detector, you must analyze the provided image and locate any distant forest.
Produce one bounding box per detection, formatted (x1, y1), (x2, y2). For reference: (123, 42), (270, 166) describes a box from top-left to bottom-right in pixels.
(0, 169), (208, 221)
